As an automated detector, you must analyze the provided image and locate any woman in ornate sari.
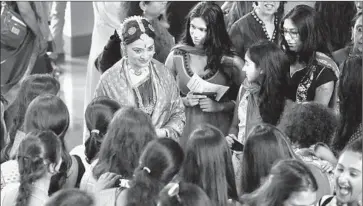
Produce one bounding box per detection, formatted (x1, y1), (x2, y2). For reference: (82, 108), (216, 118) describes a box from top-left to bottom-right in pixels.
(94, 16), (185, 141)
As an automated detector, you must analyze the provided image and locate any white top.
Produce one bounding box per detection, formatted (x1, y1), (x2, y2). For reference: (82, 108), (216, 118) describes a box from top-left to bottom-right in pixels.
(1, 160), (19, 190)
(1, 182), (48, 206)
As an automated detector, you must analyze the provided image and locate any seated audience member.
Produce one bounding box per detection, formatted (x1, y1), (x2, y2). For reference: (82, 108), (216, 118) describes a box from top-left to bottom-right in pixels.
(70, 96), (120, 168)
(45, 189), (95, 206)
(278, 102), (339, 195)
(158, 181), (212, 206)
(331, 56), (362, 155)
(1, 130), (62, 206)
(80, 107), (156, 193)
(1, 74), (60, 163)
(317, 138), (362, 206)
(239, 124), (296, 195)
(180, 124), (238, 206)
(332, 11), (362, 67)
(96, 138), (184, 206)
(280, 5), (339, 108)
(1, 95), (83, 194)
(240, 159), (318, 206)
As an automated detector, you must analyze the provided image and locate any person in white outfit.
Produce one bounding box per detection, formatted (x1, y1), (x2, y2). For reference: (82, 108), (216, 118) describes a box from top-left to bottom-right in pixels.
(83, 2), (127, 142)
(49, 1), (67, 57)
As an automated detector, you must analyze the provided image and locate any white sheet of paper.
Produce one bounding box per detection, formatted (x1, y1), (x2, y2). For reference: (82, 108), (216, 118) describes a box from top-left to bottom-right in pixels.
(186, 74), (230, 101)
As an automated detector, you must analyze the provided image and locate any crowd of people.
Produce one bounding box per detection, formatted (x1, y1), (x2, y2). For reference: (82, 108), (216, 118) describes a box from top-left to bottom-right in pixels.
(1, 1), (362, 206)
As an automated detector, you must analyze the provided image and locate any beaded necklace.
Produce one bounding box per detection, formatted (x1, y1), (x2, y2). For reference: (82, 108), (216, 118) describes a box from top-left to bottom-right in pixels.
(251, 10), (278, 42)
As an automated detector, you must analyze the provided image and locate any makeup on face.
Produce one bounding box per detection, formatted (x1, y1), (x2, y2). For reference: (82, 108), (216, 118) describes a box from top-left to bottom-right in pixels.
(189, 17), (207, 48)
(126, 34), (155, 69)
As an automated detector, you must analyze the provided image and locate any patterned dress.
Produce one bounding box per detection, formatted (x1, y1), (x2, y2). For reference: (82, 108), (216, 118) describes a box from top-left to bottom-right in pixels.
(95, 58), (185, 141)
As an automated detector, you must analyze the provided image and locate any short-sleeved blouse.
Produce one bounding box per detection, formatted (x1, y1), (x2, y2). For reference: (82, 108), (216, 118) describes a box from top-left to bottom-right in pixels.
(287, 60), (338, 102)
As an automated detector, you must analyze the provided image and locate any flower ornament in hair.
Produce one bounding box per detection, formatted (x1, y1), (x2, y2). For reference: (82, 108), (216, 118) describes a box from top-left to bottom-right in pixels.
(168, 182), (182, 202)
(116, 15), (154, 43)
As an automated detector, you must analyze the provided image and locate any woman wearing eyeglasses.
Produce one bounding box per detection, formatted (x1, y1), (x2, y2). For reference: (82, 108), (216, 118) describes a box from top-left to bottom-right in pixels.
(280, 5), (339, 109)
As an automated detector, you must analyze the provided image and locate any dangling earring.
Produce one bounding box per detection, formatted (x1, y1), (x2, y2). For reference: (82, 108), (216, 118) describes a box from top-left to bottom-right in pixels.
(121, 44), (127, 59)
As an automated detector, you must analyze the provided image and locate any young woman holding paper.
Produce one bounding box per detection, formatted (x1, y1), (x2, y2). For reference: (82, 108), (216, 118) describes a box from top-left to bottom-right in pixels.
(165, 2), (245, 147)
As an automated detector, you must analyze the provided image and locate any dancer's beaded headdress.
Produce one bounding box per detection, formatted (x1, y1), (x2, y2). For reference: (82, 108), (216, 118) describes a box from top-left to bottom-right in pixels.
(117, 16), (155, 44)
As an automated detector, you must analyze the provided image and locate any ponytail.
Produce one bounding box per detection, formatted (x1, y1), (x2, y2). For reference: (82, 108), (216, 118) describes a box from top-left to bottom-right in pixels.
(85, 130), (102, 163)
(16, 156), (47, 206)
(125, 167), (163, 206)
(84, 99), (120, 163)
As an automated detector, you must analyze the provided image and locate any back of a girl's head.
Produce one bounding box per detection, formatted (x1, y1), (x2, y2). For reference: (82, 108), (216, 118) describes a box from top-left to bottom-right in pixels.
(13, 74), (60, 108)
(242, 159), (318, 206)
(94, 107), (156, 179)
(84, 96), (120, 163)
(16, 130), (62, 206)
(24, 94), (70, 140)
(2, 74), (60, 162)
(45, 189), (95, 206)
(181, 124), (237, 205)
(278, 102), (338, 148)
(125, 138), (184, 205)
(18, 130), (62, 170)
(158, 182), (212, 206)
(241, 124), (295, 194)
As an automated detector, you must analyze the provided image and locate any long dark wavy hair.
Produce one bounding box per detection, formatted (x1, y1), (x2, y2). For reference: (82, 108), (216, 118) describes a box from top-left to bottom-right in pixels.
(280, 5), (331, 65)
(240, 124), (297, 194)
(1, 74), (60, 163)
(241, 159), (318, 206)
(180, 2), (235, 76)
(315, 1), (357, 51)
(93, 107), (156, 180)
(247, 40), (290, 125)
(124, 138), (184, 206)
(23, 94), (70, 194)
(331, 56), (362, 153)
(84, 96), (120, 163)
(180, 124), (238, 206)
(15, 130), (62, 206)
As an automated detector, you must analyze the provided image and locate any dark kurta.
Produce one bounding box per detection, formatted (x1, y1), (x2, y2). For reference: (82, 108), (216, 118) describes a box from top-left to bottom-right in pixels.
(228, 10), (280, 59)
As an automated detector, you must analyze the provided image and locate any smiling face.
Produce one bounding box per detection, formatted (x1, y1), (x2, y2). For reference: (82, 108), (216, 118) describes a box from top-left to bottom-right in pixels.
(283, 19), (302, 52)
(352, 15), (363, 53)
(243, 53), (261, 83)
(334, 151), (362, 204)
(283, 189), (317, 206)
(125, 34), (155, 69)
(256, 1), (280, 15)
(189, 17), (207, 48)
